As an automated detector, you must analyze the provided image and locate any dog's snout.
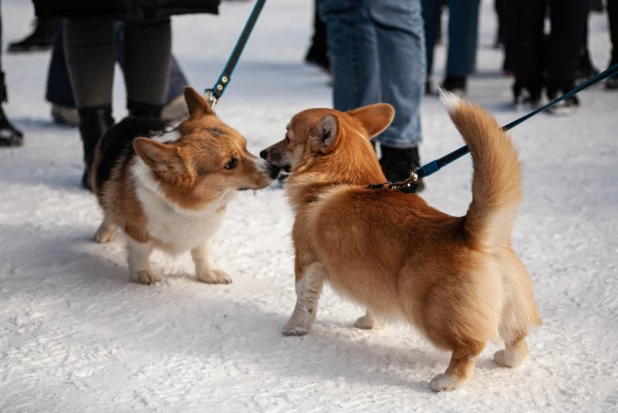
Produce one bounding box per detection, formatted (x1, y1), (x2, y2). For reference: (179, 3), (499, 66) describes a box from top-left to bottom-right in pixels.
(259, 149), (268, 160)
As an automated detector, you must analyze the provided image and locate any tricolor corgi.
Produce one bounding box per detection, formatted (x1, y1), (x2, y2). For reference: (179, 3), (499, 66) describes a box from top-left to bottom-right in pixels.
(91, 87), (277, 285)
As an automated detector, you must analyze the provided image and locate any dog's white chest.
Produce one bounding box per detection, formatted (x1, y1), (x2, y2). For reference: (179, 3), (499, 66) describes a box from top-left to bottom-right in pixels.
(132, 160), (234, 254)
(141, 194), (227, 253)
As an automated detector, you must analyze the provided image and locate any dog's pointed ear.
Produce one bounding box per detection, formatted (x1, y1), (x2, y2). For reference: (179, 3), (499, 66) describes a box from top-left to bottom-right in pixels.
(311, 114), (340, 152)
(347, 103), (395, 138)
(184, 86), (215, 118)
(133, 138), (188, 181)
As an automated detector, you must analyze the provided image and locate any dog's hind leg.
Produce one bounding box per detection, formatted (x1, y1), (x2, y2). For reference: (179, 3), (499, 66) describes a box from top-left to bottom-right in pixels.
(494, 252), (540, 368)
(354, 310), (383, 330)
(282, 262), (327, 336)
(494, 331), (529, 368)
(94, 214), (117, 243)
(430, 341), (484, 392)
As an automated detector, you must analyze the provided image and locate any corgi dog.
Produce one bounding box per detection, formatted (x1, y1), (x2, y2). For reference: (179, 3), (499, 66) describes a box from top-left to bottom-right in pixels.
(260, 92), (541, 392)
(91, 87), (276, 285)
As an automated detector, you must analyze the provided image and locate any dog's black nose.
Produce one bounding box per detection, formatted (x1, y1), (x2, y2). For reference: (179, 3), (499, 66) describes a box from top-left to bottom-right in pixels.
(259, 149), (268, 160)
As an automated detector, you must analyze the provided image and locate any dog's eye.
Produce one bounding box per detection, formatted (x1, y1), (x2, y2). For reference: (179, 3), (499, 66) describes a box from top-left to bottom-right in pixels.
(285, 135), (290, 145)
(225, 157), (238, 170)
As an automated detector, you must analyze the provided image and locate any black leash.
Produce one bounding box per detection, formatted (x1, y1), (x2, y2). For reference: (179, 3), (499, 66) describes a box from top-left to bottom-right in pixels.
(369, 63), (618, 191)
(205, 0), (267, 108)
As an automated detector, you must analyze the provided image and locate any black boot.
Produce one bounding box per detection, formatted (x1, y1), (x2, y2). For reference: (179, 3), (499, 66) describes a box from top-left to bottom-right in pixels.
(128, 100), (163, 120)
(8, 17), (58, 54)
(379, 145), (424, 194)
(0, 72), (23, 148)
(441, 76), (467, 97)
(78, 106), (114, 190)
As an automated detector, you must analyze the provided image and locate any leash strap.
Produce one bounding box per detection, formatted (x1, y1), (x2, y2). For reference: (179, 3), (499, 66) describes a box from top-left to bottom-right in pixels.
(414, 63), (618, 181)
(206, 0), (267, 107)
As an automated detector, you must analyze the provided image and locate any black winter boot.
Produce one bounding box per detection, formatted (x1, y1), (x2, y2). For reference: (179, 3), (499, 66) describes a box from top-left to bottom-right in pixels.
(379, 145), (424, 194)
(8, 17), (58, 54)
(78, 106), (114, 190)
(128, 100), (163, 120)
(0, 72), (23, 148)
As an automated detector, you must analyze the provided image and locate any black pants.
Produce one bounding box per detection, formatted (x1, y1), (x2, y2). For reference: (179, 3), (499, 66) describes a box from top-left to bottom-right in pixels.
(609, 0), (618, 65)
(63, 18), (171, 111)
(513, 0), (587, 91)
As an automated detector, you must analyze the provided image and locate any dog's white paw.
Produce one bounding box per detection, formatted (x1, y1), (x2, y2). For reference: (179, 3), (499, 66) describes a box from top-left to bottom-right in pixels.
(282, 322), (310, 336)
(494, 349), (524, 368)
(132, 270), (160, 285)
(354, 314), (383, 330)
(94, 225), (116, 243)
(429, 373), (465, 392)
(197, 269), (232, 284)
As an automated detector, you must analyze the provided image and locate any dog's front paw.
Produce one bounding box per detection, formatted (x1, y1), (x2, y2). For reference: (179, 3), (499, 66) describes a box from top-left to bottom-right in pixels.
(429, 373), (465, 392)
(493, 349), (525, 368)
(132, 270), (160, 285)
(197, 269), (232, 284)
(94, 224), (116, 243)
(354, 313), (383, 330)
(282, 314), (313, 336)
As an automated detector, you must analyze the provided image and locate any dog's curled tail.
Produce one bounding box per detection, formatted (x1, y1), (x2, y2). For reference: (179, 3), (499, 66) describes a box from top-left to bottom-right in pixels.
(439, 90), (522, 250)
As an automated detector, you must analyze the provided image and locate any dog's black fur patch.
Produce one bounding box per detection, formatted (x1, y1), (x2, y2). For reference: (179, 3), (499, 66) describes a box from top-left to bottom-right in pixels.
(94, 117), (166, 192)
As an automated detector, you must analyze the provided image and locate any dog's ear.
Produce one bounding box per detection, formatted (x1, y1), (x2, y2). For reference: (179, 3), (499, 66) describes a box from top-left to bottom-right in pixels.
(184, 86), (215, 118)
(311, 114), (340, 152)
(134, 138), (188, 181)
(347, 103), (395, 138)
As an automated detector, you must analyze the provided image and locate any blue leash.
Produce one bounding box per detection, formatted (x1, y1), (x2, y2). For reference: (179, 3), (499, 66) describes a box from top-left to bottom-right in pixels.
(206, 0), (267, 108)
(413, 63), (618, 182)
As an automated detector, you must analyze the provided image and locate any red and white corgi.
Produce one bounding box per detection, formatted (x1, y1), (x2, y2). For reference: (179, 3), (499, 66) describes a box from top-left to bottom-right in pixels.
(260, 92), (541, 391)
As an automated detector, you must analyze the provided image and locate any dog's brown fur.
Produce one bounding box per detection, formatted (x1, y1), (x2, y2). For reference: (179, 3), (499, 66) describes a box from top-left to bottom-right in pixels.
(261, 92), (541, 391)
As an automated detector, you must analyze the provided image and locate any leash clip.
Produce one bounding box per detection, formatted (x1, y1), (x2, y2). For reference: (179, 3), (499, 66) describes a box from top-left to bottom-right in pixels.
(204, 89), (219, 110)
(367, 168), (422, 191)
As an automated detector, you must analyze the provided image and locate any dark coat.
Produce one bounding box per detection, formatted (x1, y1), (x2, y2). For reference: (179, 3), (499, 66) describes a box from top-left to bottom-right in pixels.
(34, 0), (221, 21)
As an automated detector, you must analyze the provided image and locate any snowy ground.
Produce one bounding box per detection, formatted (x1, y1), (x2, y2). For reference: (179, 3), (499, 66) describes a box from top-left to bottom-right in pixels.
(1, 0), (618, 411)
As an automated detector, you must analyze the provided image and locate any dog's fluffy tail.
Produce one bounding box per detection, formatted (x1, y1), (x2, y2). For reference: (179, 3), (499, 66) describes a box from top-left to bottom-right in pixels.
(440, 90), (522, 250)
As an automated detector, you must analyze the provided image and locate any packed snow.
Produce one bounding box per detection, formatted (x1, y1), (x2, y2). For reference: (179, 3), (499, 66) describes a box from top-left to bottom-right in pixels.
(1, 0), (618, 411)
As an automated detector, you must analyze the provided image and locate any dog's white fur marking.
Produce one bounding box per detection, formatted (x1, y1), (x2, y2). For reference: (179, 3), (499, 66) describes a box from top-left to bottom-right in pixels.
(131, 158), (235, 255)
(126, 237), (159, 284)
(439, 88), (463, 115)
(282, 263), (327, 336)
(151, 127), (181, 143)
(191, 239), (232, 284)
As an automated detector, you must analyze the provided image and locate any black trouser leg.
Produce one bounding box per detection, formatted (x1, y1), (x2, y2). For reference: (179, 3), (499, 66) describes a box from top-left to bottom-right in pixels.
(124, 19), (171, 118)
(608, 0), (618, 65)
(512, 0), (546, 90)
(546, 0), (588, 91)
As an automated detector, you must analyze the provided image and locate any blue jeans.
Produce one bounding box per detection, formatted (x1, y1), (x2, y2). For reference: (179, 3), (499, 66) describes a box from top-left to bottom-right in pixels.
(422, 0), (481, 78)
(318, 0), (425, 148)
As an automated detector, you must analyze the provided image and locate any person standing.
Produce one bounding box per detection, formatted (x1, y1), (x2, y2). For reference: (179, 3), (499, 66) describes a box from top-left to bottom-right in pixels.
(512, 0), (588, 112)
(422, 0), (481, 96)
(32, 0), (220, 189)
(607, 0), (618, 89)
(318, 0), (426, 193)
(0, 0), (24, 147)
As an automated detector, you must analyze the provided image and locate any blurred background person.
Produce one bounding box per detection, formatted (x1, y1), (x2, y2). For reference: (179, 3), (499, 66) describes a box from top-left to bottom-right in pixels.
(7, 15), (57, 53)
(512, 0), (588, 113)
(46, 22), (192, 127)
(305, 0), (330, 73)
(32, 0), (221, 189)
(422, 0), (481, 96)
(319, 0), (426, 193)
(0, 0), (24, 147)
(607, 0), (618, 89)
